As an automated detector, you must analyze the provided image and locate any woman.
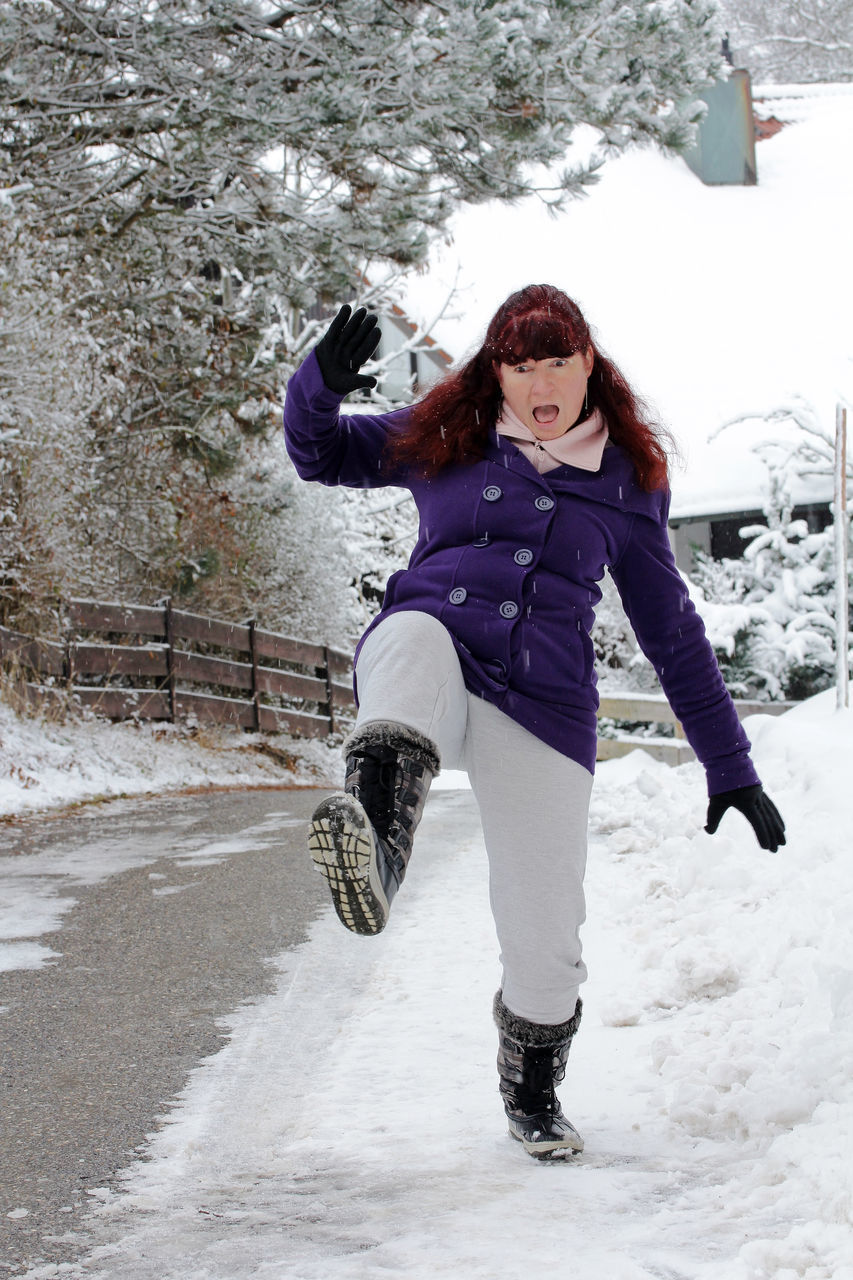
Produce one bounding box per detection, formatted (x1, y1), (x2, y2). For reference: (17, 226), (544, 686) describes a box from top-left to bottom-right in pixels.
(282, 285), (785, 1160)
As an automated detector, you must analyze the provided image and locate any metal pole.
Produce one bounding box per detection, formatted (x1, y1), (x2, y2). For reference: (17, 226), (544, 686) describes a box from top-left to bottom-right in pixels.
(835, 405), (849, 711)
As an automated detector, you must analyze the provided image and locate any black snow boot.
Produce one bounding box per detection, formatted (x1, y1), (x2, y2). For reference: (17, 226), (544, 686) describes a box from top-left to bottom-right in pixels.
(494, 991), (584, 1159)
(308, 721), (440, 936)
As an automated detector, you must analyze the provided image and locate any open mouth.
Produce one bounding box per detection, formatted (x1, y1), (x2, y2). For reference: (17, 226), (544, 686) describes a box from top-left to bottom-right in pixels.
(532, 404), (559, 425)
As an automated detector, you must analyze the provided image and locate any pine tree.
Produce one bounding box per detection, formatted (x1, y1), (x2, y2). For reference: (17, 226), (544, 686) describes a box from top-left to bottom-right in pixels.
(1, 0), (724, 630)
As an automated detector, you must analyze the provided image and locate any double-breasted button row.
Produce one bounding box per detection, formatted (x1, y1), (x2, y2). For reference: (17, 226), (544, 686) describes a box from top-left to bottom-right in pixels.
(482, 485), (554, 514)
(448, 588), (520, 620)
(459, 488), (546, 617)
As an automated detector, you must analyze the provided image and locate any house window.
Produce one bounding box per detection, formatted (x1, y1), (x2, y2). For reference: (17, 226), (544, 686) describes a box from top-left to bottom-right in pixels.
(710, 515), (761, 559)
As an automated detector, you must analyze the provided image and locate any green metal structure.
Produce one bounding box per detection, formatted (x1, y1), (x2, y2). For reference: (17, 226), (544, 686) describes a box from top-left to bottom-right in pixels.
(685, 69), (758, 186)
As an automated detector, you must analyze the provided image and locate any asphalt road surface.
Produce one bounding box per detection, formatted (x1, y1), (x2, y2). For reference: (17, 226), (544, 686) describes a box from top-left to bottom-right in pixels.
(0, 787), (330, 1277)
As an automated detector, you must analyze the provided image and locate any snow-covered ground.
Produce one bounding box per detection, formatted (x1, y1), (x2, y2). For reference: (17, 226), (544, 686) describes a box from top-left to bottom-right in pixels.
(0, 697), (339, 824)
(6, 690), (851, 1279)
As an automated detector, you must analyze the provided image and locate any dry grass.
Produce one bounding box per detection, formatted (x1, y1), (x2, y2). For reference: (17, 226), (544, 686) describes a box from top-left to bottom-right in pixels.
(0, 658), (77, 726)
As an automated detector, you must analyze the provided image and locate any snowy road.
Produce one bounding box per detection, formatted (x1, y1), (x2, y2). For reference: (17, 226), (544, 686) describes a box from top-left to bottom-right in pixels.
(4, 693), (853, 1279)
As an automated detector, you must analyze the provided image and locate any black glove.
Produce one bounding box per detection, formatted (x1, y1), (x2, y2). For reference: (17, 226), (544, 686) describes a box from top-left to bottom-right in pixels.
(314, 304), (381, 396)
(705, 784), (786, 852)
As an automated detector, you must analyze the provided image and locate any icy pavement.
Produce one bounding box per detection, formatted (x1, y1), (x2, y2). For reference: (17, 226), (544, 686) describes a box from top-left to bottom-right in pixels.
(13, 691), (853, 1280)
(0, 789), (335, 1278)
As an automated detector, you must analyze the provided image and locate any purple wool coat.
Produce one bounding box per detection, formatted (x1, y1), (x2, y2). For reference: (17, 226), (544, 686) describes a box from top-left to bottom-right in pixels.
(283, 352), (761, 796)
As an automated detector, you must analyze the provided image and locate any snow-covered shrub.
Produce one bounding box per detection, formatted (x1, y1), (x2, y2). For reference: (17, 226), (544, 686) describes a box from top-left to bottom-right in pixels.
(689, 413), (851, 702)
(592, 570), (662, 693)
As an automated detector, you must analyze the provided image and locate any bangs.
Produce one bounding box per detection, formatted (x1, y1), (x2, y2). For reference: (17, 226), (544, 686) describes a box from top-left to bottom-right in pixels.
(488, 308), (589, 365)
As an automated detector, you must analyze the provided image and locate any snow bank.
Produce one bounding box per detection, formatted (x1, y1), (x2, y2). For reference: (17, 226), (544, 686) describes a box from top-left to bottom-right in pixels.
(586, 691), (853, 1278)
(0, 699), (339, 819)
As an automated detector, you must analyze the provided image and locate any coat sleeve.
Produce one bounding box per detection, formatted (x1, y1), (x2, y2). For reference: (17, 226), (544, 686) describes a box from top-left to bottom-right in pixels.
(282, 350), (411, 490)
(608, 491), (761, 795)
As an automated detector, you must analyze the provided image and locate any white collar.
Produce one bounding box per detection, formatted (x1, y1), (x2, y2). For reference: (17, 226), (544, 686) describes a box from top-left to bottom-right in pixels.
(496, 401), (609, 473)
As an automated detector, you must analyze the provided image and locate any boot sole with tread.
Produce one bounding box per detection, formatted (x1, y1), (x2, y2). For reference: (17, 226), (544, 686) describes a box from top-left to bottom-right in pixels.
(308, 793), (390, 936)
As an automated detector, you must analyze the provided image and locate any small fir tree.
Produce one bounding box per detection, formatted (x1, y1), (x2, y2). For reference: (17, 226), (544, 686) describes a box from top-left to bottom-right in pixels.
(690, 405), (852, 701)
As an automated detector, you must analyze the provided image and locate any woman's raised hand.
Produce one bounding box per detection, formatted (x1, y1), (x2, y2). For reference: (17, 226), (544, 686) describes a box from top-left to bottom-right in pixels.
(314, 304), (382, 395)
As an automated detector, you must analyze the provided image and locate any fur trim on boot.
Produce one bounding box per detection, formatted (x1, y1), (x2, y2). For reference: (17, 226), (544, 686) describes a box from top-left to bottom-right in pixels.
(344, 720), (441, 775)
(493, 992), (583, 1046)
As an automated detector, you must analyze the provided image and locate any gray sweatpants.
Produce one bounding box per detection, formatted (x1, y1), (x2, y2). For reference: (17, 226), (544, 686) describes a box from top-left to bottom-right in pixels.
(353, 610), (593, 1025)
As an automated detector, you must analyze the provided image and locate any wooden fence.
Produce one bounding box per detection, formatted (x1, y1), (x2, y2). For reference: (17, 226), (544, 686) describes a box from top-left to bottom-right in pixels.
(0, 601), (796, 758)
(0, 599), (356, 739)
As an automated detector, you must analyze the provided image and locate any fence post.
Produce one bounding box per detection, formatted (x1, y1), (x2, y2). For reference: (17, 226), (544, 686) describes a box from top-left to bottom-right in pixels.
(323, 645), (337, 736)
(164, 597), (177, 723)
(836, 404), (849, 711)
(249, 619), (261, 732)
(64, 638), (74, 693)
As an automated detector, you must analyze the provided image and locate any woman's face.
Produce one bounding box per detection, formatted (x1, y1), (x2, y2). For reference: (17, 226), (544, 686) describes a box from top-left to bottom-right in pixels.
(497, 349), (594, 440)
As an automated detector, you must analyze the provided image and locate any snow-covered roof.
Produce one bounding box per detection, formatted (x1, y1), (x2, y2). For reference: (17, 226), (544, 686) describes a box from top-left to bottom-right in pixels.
(666, 417), (829, 522)
(400, 83), (852, 522)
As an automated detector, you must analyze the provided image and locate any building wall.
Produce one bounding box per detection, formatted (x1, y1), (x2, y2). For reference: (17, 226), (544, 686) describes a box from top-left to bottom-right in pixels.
(376, 314), (452, 400)
(671, 519), (712, 573)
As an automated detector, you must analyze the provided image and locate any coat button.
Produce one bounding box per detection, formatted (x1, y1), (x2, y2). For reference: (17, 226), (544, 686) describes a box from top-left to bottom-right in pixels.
(514, 548), (534, 566)
(534, 495), (554, 511)
(499, 600), (519, 619)
(449, 587), (468, 605)
(483, 485), (503, 502)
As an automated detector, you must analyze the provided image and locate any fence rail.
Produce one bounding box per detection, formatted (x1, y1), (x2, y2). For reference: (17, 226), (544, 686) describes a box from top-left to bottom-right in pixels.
(596, 689), (796, 765)
(0, 599), (356, 740)
(0, 602), (797, 758)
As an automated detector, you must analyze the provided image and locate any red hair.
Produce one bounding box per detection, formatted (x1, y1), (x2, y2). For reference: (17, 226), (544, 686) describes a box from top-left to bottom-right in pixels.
(388, 284), (672, 492)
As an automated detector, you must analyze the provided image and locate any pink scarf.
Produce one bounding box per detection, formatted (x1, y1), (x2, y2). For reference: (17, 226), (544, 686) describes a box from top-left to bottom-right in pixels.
(496, 401), (609, 474)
